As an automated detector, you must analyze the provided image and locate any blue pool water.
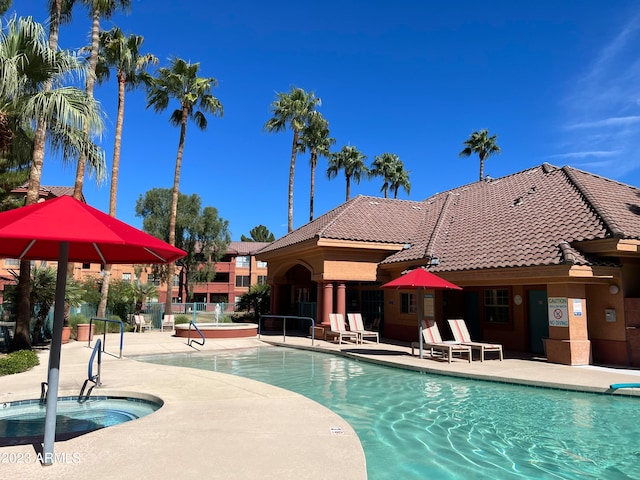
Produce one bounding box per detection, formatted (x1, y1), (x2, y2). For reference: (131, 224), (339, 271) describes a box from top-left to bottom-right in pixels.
(136, 347), (640, 479)
(0, 396), (161, 445)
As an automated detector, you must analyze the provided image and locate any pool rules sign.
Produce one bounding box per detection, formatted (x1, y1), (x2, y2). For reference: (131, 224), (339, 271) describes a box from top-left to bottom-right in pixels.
(548, 297), (569, 327)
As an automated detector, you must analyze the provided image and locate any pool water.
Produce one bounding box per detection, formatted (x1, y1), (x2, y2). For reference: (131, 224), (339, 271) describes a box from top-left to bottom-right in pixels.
(136, 347), (640, 480)
(0, 396), (160, 445)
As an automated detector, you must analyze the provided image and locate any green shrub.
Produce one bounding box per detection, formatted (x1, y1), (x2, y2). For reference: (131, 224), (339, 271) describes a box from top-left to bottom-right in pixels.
(175, 314), (190, 325)
(0, 350), (39, 376)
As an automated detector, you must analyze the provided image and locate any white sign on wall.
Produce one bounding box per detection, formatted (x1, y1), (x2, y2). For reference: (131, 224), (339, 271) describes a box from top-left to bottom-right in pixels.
(572, 298), (583, 317)
(548, 297), (569, 327)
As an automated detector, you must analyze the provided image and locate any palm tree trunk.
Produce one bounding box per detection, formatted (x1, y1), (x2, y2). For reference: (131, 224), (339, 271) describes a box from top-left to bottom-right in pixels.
(165, 106), (188, 315)
(479, 152), (485, 181)
(287, 131), (298, 232)
(12, 0), (63, 351)
(346, 175), (351, 201)
(97, 72), (126, 318)
(309, 150), (317, 221)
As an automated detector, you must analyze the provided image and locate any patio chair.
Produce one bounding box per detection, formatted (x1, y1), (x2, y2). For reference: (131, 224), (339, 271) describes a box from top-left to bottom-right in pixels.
(347, 313), (379, 344)
(447, 318), (503, 361)
(411, 319), (472, 363)
(134, 314), (152, 333)
(161, 314), (175, 332)
(328, 313), (359, 344)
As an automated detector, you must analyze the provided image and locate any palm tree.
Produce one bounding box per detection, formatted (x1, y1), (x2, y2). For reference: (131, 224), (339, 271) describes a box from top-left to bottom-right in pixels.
(94, 27), (157, 318)
(389, 162), (411, 199)
(458, 129), (501, 181)
(0, 16), (106, 350)
(264, 87), (320, 232)
(145, 57), (223, 315)
(71, 0), (131, 201)
(327, 145), (368, 201)
(298, 111), (334, 221)
(370, 152), (402, 198)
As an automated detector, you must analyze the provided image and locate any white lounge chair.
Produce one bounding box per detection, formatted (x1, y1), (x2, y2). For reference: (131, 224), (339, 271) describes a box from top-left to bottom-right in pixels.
(411, 319), (472, 363)
(161, 314), (175, 332)
(134, 314), (152, 333)
(448, 318), (503, 361)
(347, 313), (379, 344)
(328, 313), (359, 344)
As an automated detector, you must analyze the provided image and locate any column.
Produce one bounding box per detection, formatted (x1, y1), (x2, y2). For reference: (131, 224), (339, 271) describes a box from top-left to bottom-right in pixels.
(545, 284), (591, 365)
(322, 282), (334, 326)
(336, 282), (346, 318)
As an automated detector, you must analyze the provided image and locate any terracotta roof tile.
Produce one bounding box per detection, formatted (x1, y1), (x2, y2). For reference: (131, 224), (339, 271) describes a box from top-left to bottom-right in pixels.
(260, 163), (640, 271)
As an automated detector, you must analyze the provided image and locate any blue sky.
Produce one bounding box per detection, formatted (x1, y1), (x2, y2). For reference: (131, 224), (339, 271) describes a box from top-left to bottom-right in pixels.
(8, 1), (640, 240)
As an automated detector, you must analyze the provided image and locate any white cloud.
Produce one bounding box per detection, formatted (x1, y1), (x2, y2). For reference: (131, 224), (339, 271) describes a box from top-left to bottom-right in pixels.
(566, 116), (640, 130)
(548, 151), (620, 159)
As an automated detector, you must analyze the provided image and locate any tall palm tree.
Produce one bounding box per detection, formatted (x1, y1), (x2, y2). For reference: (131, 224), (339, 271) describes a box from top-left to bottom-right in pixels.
(71, 0), (131, 201)
(458, 129), (501, 181)
(370, 152), (402, 198)
(264, 87), (320, 232)
(327, 145), (368, 201)
(298, 111), (334, 221)
(93, 27), (157, 318)
(145, 57), (223, 315)
(0, 16), (105, 350)
(389, 162), (411, 199)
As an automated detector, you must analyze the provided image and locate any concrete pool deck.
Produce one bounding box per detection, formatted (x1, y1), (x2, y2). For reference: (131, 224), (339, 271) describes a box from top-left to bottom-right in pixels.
(2, 331), (640, 479)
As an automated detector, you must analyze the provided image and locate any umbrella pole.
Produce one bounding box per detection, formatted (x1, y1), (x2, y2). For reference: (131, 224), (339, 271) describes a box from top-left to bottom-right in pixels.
(42, 242), (69, 465)
(418, 287), (423, 359)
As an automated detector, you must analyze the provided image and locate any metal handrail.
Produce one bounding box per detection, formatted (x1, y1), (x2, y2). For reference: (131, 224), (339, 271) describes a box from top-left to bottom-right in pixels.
(187, 321), (205, 347)
(258, 315), (315, 346)
(79, 339), (102, 402)
(89, 317), (125, 358)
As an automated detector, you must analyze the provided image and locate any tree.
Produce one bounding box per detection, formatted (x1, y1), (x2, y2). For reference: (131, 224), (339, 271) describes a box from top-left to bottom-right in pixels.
(0, 1), (12, 16)
(93, 27), (157, 318)
(135, 188), (230, 303)
(236, 283), (270, 321)
(327, 145), (368, 201)
(298, 111), (334, 221)
(145, 57), (223, 315)
(458, 129), (501, 181)
(0, 16), (105, 351)
(71, 0), (131, 201)
(370, 152), (401, 199)
(389, 162), (411, 199)
(264, 87), (320, 232)
(240, 225), (275, 242)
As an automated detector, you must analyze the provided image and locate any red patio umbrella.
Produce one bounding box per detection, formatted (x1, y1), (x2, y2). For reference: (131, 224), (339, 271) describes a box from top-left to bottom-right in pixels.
(0, 195), (186, 463)
(382, 267), (462, 359)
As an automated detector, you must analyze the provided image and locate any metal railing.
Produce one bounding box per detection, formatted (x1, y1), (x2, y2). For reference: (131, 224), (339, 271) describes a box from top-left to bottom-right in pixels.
(89, 317), (124, 358)
(258, 315), (315, 346)
(187, 321), (206, 347)
(79, 339), (102, 402)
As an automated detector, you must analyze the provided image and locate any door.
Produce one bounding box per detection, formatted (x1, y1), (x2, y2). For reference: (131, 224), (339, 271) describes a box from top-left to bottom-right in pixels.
(528, 289), (548, 354)
(464, 291), (481, 340)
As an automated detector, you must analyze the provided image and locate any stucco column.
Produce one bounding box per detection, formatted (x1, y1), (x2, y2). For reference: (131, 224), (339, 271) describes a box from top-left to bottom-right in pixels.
(322, 282), (333, 325)
(336, 282), (346, 319)
(545, 284), (591, 365)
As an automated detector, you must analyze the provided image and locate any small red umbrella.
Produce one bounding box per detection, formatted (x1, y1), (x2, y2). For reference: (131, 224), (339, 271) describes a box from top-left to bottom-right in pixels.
(0, 195), (186, 462)
(382, 267), (462, 358)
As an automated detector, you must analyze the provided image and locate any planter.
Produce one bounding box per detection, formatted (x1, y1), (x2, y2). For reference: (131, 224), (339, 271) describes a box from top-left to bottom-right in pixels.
(76, 324), (94, 342)
(61, 326), (71, 344)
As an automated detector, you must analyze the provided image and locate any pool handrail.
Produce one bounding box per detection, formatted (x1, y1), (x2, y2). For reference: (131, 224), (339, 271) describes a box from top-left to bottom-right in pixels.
(258, 315), (315, 346)
(89, 317), (124, 358)
(187, 321), (206, 347)
(79, 339), (102, 402)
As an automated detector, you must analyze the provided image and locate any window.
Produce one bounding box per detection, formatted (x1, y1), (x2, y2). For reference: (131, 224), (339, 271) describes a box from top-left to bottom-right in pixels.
(122, 273), (131, 283)
(148, 274), (161, 287)
(400, 293), (416, 314)
(4, 258), (19, 266)
(257, 260), (267, 268)
(484, 288), (510, 324)
(236, 256), (250, 268)
(257, 275), (267, 285)
(236, 275), (250, 287)
(173, 274), (179, 287)
(82, 263), (91, 269)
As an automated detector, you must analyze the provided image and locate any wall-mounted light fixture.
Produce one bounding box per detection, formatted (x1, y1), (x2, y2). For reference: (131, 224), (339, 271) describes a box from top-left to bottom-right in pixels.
(609, 284), (620, 295)
(514, 294), (523, 306)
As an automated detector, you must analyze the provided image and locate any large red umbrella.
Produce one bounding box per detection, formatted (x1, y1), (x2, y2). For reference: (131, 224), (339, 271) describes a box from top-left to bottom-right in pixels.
(0, 195), (186, 462)
(382, 267), (462, 358)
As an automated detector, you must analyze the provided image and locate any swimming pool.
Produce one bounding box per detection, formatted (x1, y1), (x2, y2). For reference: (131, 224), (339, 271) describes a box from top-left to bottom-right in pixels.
(0, 395), (161, 446)
(136, 347), (640, 479)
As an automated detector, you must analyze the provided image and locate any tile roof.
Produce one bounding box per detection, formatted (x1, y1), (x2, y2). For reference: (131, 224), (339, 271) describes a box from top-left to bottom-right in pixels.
(259, 163), (640, 271)
(11, 184), (84, 202)
(227, 241), (272, 255)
